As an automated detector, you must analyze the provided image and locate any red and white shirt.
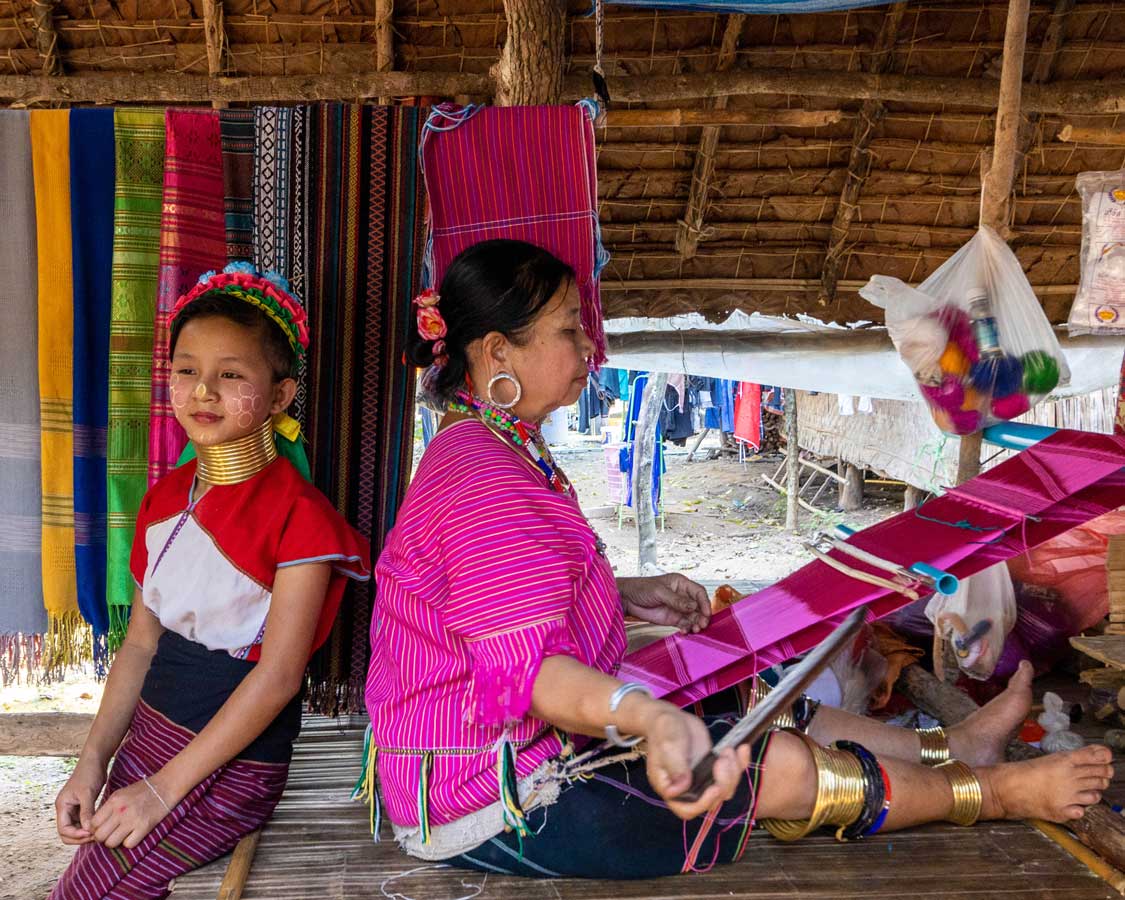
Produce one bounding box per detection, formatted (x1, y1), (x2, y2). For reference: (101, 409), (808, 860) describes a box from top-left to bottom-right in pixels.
(131, 457), (370, 660)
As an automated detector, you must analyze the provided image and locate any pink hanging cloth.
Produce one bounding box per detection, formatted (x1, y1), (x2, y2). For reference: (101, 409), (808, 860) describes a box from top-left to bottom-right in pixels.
(733, 382), (761, 449)
(419, 104), (608, 364)
(148, 109), (227, 485)
(620, 429), (1125, 706)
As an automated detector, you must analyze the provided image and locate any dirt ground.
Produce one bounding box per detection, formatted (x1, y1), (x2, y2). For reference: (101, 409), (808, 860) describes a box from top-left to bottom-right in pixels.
(0, 419), (902, 899)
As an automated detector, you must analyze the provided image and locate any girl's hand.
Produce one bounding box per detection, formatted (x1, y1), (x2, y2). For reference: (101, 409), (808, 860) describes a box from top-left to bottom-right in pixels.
(618, 574), (711, 634)
(643, 705), (750, 820)
(89, 774), (176, 849)
(55, 759), (107, 845)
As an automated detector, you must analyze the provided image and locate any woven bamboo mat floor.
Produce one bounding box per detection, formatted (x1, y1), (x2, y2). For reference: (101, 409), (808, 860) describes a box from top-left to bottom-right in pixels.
(172, 715), (1117, 899)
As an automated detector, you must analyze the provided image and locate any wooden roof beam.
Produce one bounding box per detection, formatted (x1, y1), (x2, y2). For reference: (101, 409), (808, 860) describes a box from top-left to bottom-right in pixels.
(818, 2), (907, 306)
(675, 14), (745, 260)
(30, 0), (63, 77)
(3, 69), (1122, 111)
(1016, 0), (1074, 170)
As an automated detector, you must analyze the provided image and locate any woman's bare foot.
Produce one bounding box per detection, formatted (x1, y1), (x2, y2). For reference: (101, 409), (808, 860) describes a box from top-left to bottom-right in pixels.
(978, 745), (1114, 822)
(946, 660), (1033, 766)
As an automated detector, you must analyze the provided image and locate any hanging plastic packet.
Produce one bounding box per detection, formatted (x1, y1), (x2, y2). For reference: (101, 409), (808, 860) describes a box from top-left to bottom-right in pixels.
(925, 561), (1017, 681)
(1068, 171), (1125, 335)
(860, 226), (1070, 436)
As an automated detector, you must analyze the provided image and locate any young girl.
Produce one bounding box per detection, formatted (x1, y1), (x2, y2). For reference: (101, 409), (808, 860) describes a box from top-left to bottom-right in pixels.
(52, 264), (370, 899)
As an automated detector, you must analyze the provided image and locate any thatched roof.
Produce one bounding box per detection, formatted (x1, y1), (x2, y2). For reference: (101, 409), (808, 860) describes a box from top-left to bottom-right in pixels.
(3, 0), (1124, 324)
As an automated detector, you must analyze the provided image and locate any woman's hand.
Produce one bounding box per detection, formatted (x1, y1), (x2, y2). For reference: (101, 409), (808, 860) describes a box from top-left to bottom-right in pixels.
(618, 574), (711, 633)
(55, 758), (107, 845)
(89, 772), (177, 849)
(643, 705), (751, 819)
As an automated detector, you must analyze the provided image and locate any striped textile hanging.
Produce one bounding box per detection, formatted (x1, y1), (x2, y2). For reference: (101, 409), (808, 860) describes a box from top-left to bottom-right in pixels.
(69, 109), (116, 666)
(30, 110), (84, 675)
(106, 108), (165, 645)
(0, 110), (47, 683)
(298, 104), (426, 714)
(148, 109), (227, 486)
(219, 109), (255, 262)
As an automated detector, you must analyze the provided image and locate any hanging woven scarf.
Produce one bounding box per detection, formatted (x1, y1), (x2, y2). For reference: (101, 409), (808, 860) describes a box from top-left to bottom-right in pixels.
(30, 110), (83, 675)
(297, 104), (425, 714)
(69, 109), (115, 666)
(420, 103), (609, 364)
(620, 429), (1125, 706)
(0, 111), (47, 683)
(148, 109), (227, 486)
(219, 109), (255, 262)
(107, 108), (165, 645)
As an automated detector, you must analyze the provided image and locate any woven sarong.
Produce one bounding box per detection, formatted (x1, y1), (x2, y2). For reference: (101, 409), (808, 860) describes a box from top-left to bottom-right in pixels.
(107, 108), (164, 644)
(69, 109), (115, 660)
(30, 110), (82, 673)
(420, 104), (608, 363)
(0, 111), (46, 682)
(219, 109), (255, 261)
(620, 429), (1125, 706)
(50, 700), (287, 900)
(148, 109), (226, 485)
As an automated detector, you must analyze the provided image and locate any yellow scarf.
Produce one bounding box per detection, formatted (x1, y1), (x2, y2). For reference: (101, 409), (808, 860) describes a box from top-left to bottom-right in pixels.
(31, 111), (85, 669)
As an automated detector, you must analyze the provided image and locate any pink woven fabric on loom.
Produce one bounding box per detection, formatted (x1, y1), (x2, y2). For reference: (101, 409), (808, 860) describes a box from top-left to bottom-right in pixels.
(420, 104), (608, 363)
(619, 429), (1125, 706)
(148, 109), (227, 485)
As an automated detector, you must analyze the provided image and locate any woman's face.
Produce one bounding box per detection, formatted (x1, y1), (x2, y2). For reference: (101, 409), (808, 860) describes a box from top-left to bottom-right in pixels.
(484, 279), (595, 423)
(170, 316), (294, 447)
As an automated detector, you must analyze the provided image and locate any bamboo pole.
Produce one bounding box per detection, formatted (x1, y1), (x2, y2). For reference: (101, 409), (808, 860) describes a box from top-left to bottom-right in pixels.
(634, 373), (669, 575)
(785, 388), (800, 531)
(956, 0), (1031, 485)
(1059, 124), (1125, 147)
(675, 14), (745, 260)
(602, 108), (843, 128)
(30, 0), (64, 77)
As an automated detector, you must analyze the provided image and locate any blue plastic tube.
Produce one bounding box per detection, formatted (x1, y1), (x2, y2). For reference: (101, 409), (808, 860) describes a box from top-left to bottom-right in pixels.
(981, 422), (1058, 452)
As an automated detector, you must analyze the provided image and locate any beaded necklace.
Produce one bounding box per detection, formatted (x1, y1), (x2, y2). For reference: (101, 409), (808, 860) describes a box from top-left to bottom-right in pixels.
(449, 389), (572, 495)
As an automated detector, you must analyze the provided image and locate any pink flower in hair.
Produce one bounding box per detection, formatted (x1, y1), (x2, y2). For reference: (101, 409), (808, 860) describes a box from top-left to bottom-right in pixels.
(415, 288), (440, 308)
(417, 305), (447, 342)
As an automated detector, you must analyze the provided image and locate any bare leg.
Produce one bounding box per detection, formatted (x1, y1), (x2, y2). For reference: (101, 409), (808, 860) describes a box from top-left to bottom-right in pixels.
(754, 730), (1114, 829)
(806, 660), (1034, 766)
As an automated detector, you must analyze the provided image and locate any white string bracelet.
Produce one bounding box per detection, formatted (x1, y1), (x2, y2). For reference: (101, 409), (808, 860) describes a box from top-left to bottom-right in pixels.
(143, 775), (172, 815)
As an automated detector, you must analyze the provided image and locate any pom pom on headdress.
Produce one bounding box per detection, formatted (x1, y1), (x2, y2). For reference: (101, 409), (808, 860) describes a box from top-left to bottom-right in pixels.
(173, 262), (309, 358)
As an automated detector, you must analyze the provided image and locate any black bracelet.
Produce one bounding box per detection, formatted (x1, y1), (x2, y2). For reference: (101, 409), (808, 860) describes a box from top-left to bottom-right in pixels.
(833, 740), (886, 841)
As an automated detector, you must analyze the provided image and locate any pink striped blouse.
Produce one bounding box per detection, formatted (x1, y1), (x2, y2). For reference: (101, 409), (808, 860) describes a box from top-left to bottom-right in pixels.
(365, 419), (626, 827)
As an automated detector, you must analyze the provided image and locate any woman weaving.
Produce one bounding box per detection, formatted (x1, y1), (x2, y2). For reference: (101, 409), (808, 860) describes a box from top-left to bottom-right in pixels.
(364, 239), (1113, 878)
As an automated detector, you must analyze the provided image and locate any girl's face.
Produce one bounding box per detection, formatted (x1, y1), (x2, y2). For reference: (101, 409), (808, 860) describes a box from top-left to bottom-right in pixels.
(170, 316), (295, 447)
(486, 279), (595, 423)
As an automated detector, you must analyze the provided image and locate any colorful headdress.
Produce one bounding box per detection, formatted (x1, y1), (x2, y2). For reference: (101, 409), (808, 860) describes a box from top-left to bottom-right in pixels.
(171, 261), (310, 361)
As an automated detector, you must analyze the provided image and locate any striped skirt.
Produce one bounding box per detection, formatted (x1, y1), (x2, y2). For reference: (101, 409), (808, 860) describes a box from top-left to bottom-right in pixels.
(51, 700), (288, 900)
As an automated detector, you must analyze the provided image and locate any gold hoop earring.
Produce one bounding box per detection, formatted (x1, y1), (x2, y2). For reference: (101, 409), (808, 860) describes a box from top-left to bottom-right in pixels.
(487, 372), (522, 409)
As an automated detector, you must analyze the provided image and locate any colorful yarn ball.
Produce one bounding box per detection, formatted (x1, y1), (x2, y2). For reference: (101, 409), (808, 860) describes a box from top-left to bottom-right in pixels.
(939, 342), (971, 378)
(991, 392), (1031, 420)
(921, 375), (964, 413)
(1021, 350), (1060, 395)
(936, 306), (979, 363)
(969, 355), (1021, 396)
(948, 408), (983, 435)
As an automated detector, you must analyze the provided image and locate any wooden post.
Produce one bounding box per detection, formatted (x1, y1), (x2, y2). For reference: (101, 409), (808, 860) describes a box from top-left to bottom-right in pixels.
(818, 3), (906, 305)
(30, 0), (63, 77)
(904, 484), (925, 510)
(675, 14), (744, 260)
(202, 0), (229, 110)
(785, 388), (799, 531)
(956, 0), (1031, 485)
(492, 0), (566, 106)
(839, 462), (864, 511)
(375, 0), (395, 105)
(634, 373), (669, 574)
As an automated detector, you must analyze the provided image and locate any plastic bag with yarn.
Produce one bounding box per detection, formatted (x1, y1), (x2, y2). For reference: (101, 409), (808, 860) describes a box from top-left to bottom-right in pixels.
(925, 561), (1017, 681)
(861, 226), (1070, 435)
(1068, 170), (1125, 335)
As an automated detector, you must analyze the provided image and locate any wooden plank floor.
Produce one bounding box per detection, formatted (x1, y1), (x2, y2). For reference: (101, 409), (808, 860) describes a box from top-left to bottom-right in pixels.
(172, 716), (1116, 900)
